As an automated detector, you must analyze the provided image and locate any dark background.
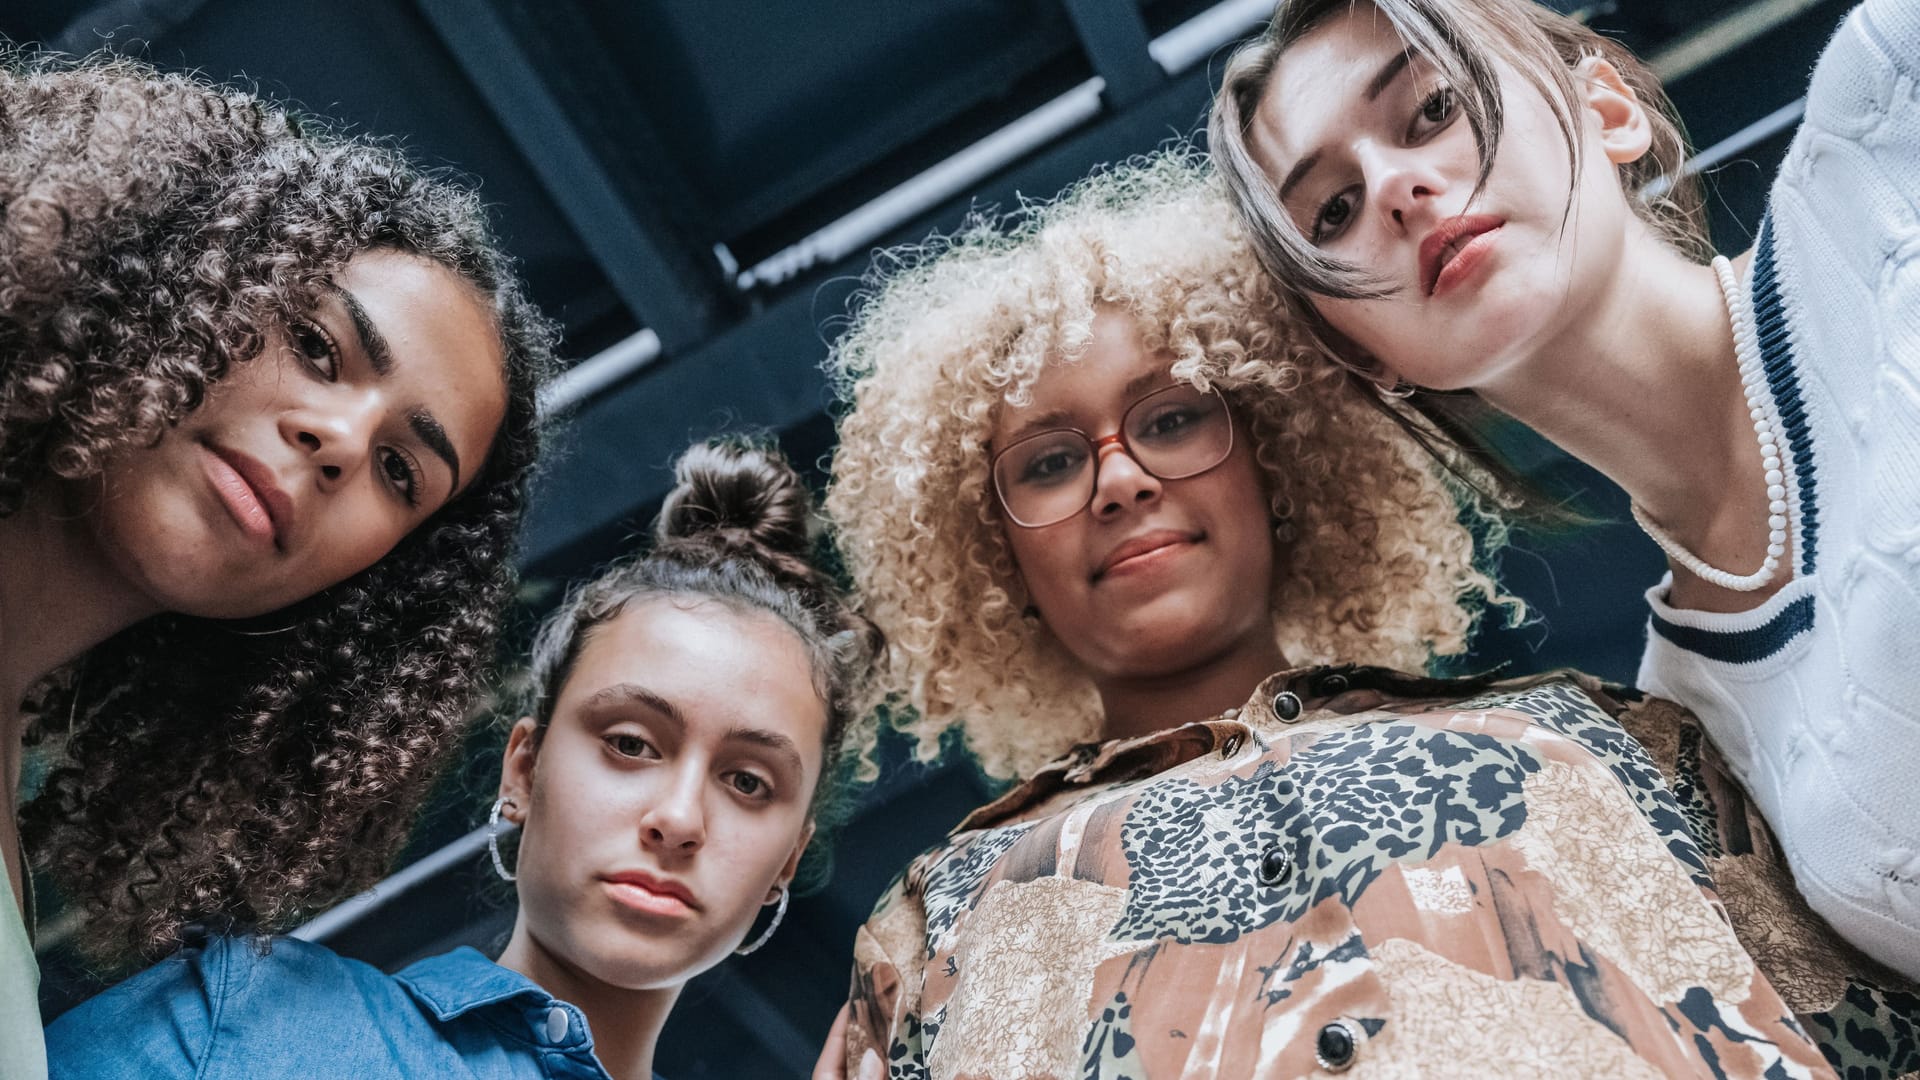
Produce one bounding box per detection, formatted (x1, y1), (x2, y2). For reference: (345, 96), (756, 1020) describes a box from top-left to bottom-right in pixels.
(6, 0), (1848, 1074)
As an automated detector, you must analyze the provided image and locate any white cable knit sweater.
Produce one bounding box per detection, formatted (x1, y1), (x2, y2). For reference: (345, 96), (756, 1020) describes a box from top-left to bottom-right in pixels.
(1639, 0), (1920, 979)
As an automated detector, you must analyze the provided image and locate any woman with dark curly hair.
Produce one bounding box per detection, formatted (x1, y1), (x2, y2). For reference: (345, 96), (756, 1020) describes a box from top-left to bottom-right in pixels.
(47, 439), (878, 1080)
(0, 52), (556, 1073)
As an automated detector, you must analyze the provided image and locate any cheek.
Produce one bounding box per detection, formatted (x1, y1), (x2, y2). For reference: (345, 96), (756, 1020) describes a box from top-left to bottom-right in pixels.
(1005, 525), (1081, 611)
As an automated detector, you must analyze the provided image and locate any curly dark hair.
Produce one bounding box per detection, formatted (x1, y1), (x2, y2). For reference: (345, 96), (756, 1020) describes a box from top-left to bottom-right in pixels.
(521, 437), (880, 890)
(1, 51), (560, 965)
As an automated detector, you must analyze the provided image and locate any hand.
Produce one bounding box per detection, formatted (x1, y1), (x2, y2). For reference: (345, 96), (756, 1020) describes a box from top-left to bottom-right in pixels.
(811, 1002), (883, 1080)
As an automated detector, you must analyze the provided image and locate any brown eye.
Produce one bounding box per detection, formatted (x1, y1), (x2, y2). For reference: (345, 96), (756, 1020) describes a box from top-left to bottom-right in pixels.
(1416, 86), (1457, 129)
(378, 448), (422, 507)
(290, 319), (339, 379)
(727, 771), (772, 800)
(1312, 190), (1356, 244)
(607, 733), (654, 759)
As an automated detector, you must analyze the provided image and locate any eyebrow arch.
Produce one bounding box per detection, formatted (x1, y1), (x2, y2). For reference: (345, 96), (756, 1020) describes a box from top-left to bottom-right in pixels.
(726, 726), (806, 774)
(409, 408), (461, 493)
(581, 683), (684, 727)
(332, 286), (393, 376)
(1277, 51), (1414, 206)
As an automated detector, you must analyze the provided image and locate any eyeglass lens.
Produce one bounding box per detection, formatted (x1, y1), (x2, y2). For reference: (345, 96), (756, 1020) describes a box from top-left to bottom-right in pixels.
(992, 384), (1232, 528)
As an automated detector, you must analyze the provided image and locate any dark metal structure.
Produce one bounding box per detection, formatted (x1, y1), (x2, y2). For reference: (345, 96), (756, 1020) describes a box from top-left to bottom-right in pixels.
(6, 0), (1850, 1074)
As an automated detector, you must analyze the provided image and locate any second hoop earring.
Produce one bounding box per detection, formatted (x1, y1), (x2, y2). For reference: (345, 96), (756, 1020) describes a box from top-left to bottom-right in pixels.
(488, 797), (518, 882)
(736, 885), (789, 956)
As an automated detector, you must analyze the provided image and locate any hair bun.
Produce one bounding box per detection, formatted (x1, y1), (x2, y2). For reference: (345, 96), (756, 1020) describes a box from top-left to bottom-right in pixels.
(656, 438), (814, 569)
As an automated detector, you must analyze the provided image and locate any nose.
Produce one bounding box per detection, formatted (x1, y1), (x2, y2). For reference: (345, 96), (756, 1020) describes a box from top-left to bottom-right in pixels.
(639, 765), (706, 855)
(1360, 139), (1449, 236)
(1090, 437), (1161, 521)
(282, 388), (383, 487)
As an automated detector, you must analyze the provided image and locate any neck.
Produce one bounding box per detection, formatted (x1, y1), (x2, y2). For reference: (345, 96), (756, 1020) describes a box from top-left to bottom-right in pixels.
(1093, 628), (1288, 742)
(0, 483), (159, 715)
(1476, 234), (1773, 609)
(496, 920), (678, 1080)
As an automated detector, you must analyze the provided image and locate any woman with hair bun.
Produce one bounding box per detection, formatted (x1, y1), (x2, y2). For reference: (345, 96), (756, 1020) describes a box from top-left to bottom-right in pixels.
(47, 437), (879, 1080)
(0, 50), (557, 1077)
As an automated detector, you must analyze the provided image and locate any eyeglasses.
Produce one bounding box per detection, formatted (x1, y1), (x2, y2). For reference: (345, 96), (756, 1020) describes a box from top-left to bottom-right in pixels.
(990, 383), (1236, 529)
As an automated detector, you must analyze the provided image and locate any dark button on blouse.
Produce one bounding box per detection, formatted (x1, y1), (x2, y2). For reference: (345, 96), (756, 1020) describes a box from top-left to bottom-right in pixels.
(1257, 843), (1292, 887)
(1273, 690), (1303, 722)
(1220, 733), (1244, 758)
(1316, 1020), (1358, 1072)
(1320, 672), (1350, 694)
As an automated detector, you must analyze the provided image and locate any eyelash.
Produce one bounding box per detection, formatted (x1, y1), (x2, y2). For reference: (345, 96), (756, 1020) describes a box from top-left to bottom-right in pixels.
(1308, 83), (1460, 245)
(379, 448), (423, 508)
(602, 735), (776, 801)
(291, 318), (340, 380)
(293, 317), (425, 508)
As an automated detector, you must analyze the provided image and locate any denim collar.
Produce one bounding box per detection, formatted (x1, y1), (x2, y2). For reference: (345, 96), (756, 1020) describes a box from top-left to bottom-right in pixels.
(393, 946), (557, 1023)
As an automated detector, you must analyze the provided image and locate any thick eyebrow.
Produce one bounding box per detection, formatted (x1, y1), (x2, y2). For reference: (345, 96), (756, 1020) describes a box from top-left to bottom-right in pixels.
(408, 407), (461, 493)
(1277, 51), (1413, 206)
(581, 682), (684, 728)
(725, 726), (806, 775)
(326, 284), (460, 494)
(332, 286), (393, 376)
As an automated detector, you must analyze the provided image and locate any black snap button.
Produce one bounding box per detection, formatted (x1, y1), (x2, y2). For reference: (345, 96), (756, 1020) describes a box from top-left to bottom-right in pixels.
(1272, 691), (1303, 722)
(1315, 1019), (1358, 1072)
(1256, 843), (1291, 886)
(1220, 733), (1244, 758)
(1321, 673), (1349, 694)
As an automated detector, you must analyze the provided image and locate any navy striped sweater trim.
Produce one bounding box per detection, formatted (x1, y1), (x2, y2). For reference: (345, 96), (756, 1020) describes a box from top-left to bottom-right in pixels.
(1651, 595), (1817, 664)
(1751, 215), (1820, 576)
(1649, 216), (1821, 665)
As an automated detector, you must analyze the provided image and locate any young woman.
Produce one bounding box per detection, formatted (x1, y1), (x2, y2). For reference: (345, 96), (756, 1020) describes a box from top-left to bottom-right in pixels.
(1208, 0), (1920, 978)
(815, 154), (1910, 1078)
(0, 53), (554, 1073)
(45, 439), (878, 1080)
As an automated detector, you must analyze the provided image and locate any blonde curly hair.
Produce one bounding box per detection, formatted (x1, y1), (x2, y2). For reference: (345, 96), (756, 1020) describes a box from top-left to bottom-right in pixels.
(825, 152), (1513, 781)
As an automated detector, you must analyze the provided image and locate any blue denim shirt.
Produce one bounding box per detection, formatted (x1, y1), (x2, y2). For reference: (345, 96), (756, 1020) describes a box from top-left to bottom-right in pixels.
(45, 936), (662, 1080)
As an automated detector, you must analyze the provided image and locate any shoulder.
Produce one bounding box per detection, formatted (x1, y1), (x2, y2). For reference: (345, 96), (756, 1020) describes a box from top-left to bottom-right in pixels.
(47, 937), (407, 1080)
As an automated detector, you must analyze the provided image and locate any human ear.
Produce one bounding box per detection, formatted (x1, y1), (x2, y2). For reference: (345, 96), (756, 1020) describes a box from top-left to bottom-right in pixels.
(496, 716), (540, 825)
(1576, 55), (1652, 166)
(773, 821), (816, 902)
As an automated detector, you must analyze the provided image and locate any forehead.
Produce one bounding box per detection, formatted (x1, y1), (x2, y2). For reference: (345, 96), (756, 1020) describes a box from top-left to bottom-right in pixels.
(995, 309), (1170, 430)
(561, 598), (828, 752)
(333, 249), (509, 492)
(1250, 5), (1410, 170)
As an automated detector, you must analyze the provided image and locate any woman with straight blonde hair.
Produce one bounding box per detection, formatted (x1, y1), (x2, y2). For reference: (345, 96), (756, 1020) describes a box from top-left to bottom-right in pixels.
(1210, 0), (1920, 982)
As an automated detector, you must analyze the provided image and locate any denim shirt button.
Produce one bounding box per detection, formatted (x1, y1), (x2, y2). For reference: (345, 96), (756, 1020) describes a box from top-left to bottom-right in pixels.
(543, 1004), (570, 1044)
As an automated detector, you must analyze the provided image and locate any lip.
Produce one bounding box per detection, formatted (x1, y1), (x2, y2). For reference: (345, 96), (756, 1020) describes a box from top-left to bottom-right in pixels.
(202, 442), (292, 550)
(603, 870), (699, 917)
(1419, 215), (1504, 297)
(1092, 529), (1201, 583)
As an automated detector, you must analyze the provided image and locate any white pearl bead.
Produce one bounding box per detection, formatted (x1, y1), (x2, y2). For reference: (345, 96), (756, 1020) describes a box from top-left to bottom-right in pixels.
(1767, 484), (1786, 500)
(1770, 499), (1788, 514)
(1768, 542), (1786, 556)
(1764, 469), (1782, 485)
(1770, 514), (1787, 531)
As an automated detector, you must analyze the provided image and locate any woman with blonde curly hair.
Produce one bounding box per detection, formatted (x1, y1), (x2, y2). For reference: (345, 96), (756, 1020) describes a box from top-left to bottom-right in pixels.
(810, 153), (1873, 1078)
(0, 52), (555, 1076)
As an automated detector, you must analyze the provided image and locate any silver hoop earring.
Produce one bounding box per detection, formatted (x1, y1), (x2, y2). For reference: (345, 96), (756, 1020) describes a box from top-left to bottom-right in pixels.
(1373, 377), (1416, 400)
(735, 885), (789, 956)
(487, 797), (517, 882)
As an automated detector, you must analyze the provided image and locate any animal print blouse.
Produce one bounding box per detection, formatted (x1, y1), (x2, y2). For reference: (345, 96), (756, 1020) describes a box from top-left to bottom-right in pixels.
(842, 666), (1919, 1079)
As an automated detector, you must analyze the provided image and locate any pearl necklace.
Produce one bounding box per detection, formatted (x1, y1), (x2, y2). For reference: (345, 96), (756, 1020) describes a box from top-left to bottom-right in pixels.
(1629, 255), (1791, 593)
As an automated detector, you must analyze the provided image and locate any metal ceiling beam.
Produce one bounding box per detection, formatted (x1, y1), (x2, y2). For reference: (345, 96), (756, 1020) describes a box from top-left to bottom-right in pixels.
(413, 0), (732, 353)
(522, 59), (1226, 572)
(1059, 0), (1165, 106)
